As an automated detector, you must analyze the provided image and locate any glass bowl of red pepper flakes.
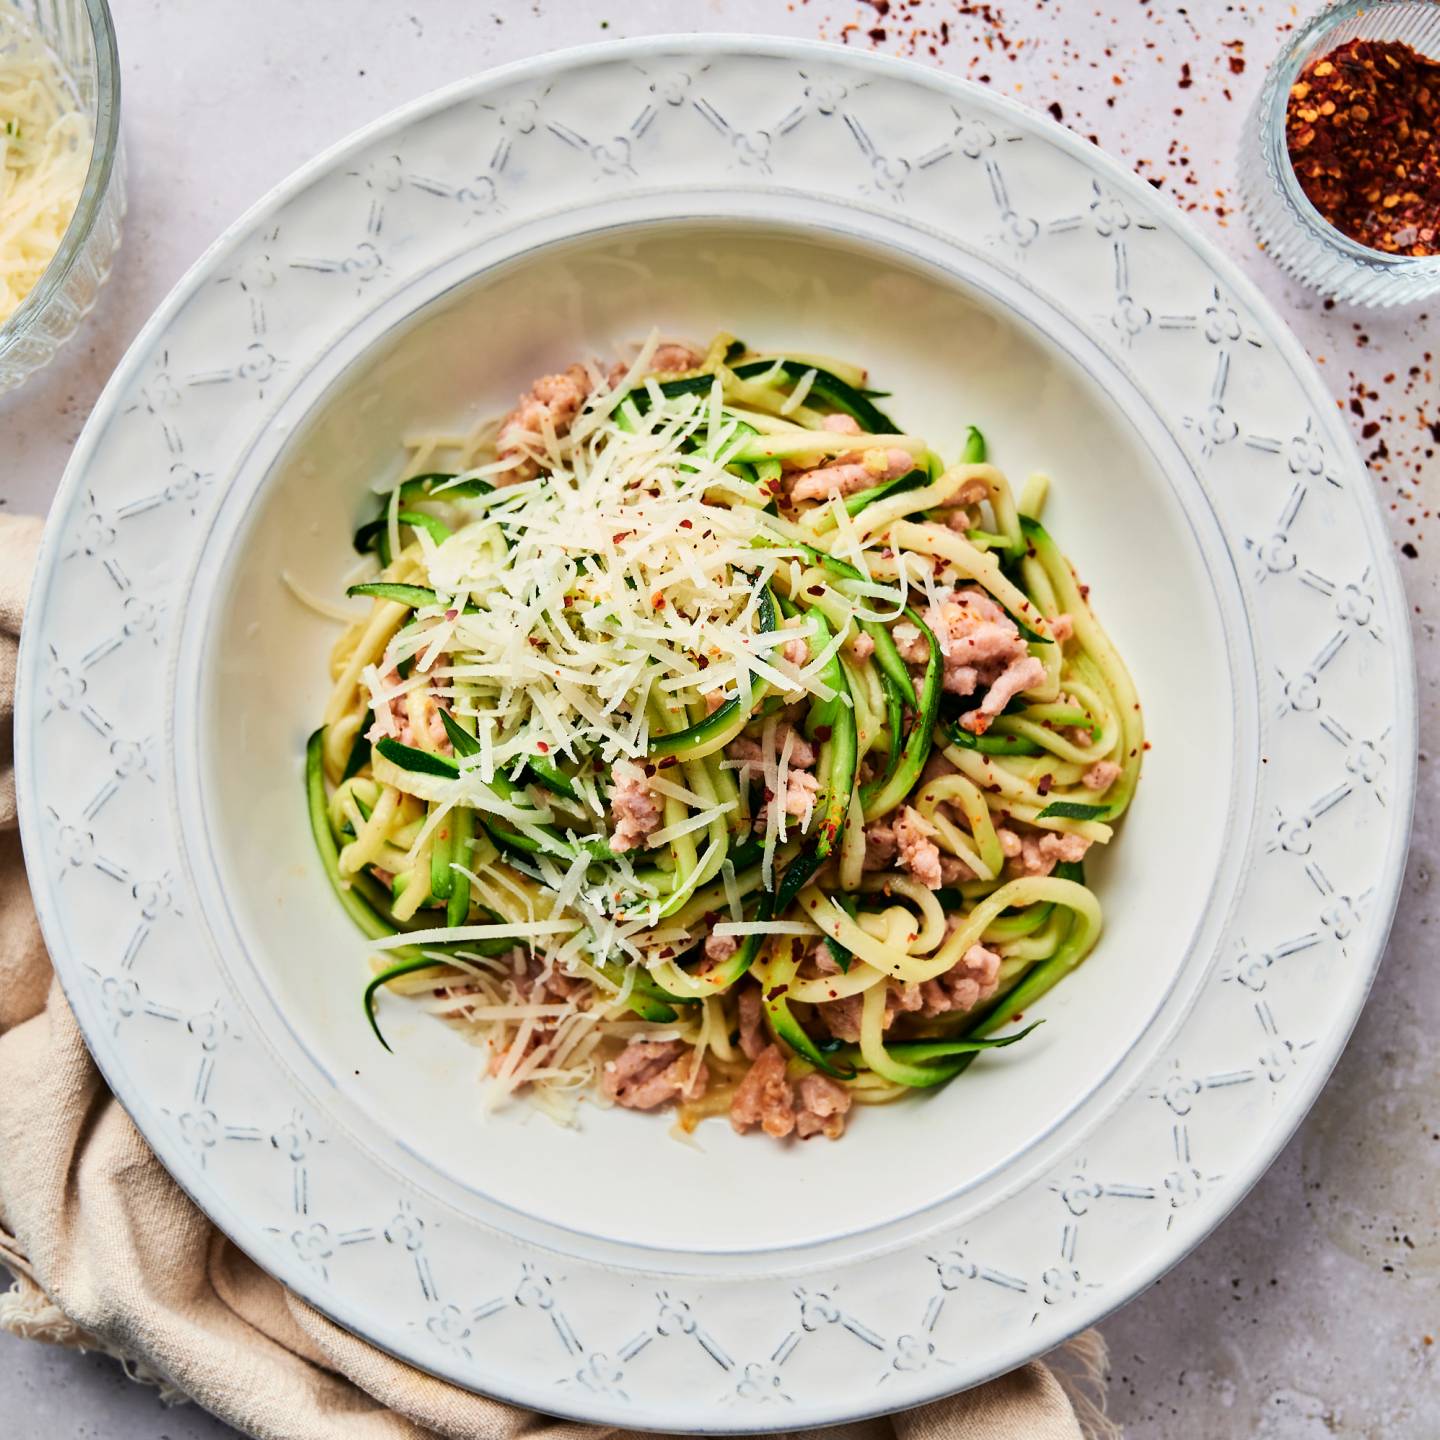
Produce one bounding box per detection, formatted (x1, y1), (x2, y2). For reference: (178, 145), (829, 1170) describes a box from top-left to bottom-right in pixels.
(1239, 0), (1440, 306)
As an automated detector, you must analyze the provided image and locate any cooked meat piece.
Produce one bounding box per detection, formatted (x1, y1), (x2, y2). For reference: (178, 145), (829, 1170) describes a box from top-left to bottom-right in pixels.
(605, 343), (703, 389)
(790, 447), (915, 503)
(894, 588), (1047, 719)
(367, 668), (453, 752)
(779, 617), (811, 668)
(602, 1039), (708, 1110)
(806, 938), (845, 977)
(920, 940), (1002, 1017)
(929, 590), (1028, 697)
(996, 825), (1092, 877)
(513, 949), (582, 1003)
(609, 761), (661, 852)
(650, 342), (703, 373)
(497, 364), (591, 481)
(725, 724), (819, 772)
(894, 806), (943, 889)
(737, 985), (767, 1061)
(862, 821), (898, 872)
(777, 769), (819, 820)
(704, 933), (739, 965)
(891, 622), (929, 665)
(938, 478), (990, 534)
(1082, 760), (1122, 792)
(848, 629), (876, 660)
(795, 1073), (852, 1140)
(939, 854), (974, 884)
(730, 1043), (852, 1141)
(819, 980), (922, 1043)
(958, 654), (1047, 735)
(729, 1044), (795, 1138)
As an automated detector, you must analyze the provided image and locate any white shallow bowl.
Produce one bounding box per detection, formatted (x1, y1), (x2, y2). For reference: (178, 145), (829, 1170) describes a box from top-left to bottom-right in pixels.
(16, 38), (1415, 1430)
(191, 219), (1244, 1254)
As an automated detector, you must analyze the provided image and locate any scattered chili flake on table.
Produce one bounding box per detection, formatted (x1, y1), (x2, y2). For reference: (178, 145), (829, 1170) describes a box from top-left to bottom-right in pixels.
(1285, 37), (1440, 256)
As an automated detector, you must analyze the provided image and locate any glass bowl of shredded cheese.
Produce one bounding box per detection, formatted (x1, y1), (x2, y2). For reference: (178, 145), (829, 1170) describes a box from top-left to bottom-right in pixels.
(0, 0), (122, 394)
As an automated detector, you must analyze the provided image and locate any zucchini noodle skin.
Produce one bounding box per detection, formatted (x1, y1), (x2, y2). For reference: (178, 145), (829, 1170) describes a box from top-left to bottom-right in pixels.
(307, 337), (1144, 1137)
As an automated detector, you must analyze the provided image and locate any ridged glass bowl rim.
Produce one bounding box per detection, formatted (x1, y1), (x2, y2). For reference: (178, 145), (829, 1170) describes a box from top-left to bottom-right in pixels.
(1260, 0), (1440, 277)
(0, 0), (121, 355)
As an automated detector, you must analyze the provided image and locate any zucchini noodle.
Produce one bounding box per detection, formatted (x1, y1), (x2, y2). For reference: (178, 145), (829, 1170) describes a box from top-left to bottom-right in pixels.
(305, 334), (1144, 1139)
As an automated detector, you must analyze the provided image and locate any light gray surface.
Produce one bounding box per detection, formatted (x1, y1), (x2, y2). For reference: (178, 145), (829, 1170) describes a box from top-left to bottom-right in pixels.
(1, 1), (1435, 1436)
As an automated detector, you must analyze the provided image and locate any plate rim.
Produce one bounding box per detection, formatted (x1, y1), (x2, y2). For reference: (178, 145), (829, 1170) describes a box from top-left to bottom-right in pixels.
(15, 33), (1418, 1431)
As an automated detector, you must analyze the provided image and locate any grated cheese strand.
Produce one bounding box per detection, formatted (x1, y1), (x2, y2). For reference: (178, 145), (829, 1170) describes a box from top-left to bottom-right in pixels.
(0, 25), (88, 325)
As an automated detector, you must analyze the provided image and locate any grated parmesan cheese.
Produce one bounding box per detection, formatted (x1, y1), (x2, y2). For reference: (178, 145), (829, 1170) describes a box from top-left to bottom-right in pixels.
(0, 22), (88, 325)
(379, 389), (839, 788)
(710, 920), (815, 938)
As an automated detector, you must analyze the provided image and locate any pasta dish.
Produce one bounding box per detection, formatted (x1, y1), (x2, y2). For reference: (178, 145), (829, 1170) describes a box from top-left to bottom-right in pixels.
(306, 334), (1142, 1142)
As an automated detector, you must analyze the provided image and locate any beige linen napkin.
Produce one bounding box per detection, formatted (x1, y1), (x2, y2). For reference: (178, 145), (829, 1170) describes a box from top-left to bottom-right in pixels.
(0, 513), (1111, 1440)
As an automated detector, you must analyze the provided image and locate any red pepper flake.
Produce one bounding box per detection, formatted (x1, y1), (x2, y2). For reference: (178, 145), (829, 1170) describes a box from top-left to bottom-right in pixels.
(678, 518), (692, 529)
(536, 741), (549, 754)
(652, 593), (666, 609)
(1285, 38), (1440, 256)
(1178, 62), (1192, 89)
(764, 985), (787, 1002)
(1037, 773), (1053, 796)
(1047, 102), (1063, 122)
(813, 724), (833, 742)
(612, 531), (631, 544)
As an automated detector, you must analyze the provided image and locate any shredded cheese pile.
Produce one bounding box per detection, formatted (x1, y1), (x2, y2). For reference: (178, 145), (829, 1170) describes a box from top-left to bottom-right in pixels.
(0, 21), (89, 324)
(364, 380), (853, 866)
(384, 390), (845, 763)
(354, 377), (880, 1084)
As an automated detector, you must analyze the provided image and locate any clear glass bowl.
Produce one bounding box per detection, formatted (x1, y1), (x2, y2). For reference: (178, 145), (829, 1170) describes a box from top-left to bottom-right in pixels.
(1239, 0), (1440, 307)
(0, 0), (124, 394)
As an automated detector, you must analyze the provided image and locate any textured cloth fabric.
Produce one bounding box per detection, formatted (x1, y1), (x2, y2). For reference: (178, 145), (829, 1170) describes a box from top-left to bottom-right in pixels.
(0, 513), (1097, 1440)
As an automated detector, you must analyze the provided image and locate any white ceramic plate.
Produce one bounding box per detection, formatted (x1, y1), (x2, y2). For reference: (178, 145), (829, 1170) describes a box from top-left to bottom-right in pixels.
(16, 38), (1414, 1430)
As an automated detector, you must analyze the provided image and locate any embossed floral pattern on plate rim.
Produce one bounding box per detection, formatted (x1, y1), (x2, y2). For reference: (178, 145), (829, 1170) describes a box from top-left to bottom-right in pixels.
(14, 36), (1416, 1431)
